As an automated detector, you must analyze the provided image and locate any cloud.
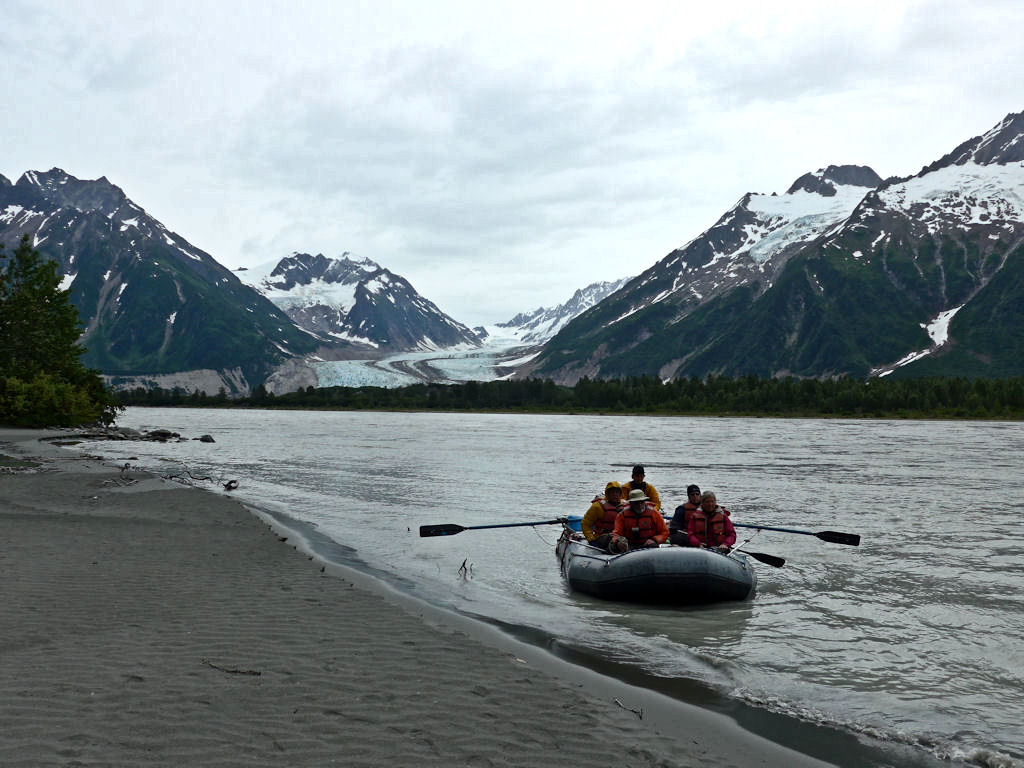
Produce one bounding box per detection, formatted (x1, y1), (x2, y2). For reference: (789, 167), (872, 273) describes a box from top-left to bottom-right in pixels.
(219, 45), (706, 260)
(3, 0), (1023, 325)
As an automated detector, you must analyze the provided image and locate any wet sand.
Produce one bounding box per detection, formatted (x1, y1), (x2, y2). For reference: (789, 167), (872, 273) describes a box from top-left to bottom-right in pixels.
(0, 427), (838, 767)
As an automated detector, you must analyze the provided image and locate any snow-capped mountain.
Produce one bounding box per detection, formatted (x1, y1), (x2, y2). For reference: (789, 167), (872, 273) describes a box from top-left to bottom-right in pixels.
(269, 277), (632, 391)
(7, 111), (1022, 394)
(524, 111), (1024, 382)
(0, 169), (321, 394)
(596, 164), (883, 329)
(491, 277), (631, 344)
(238, 251), (481, 351)
(0, 169), (641, 394)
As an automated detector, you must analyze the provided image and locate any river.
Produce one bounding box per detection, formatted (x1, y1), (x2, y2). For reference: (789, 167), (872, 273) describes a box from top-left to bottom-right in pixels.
(102, 408), (1023, 768)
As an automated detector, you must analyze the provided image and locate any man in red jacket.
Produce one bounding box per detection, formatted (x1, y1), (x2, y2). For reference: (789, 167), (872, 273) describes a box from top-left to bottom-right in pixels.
(687, 491), (737, 552)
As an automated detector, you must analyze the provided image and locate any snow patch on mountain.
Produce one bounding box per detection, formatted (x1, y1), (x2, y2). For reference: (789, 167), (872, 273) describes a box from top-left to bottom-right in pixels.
(875, 305), (965, 377)
(741, 184), (873, 264)
(238, 254), (376, 313)
(877, 162), (1024, 233)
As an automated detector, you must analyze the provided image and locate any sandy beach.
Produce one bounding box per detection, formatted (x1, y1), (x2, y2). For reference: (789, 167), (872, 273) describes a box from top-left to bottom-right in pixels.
(0, 428), (838, 767)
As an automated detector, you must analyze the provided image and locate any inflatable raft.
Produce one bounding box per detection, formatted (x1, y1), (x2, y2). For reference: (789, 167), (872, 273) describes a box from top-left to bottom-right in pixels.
(555, 524), (757, 605)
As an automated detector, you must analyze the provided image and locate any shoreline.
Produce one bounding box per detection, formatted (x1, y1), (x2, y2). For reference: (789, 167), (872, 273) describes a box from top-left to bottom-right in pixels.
(254, 498), (925, 768)
(106, 401), (1024, 422)
(2, 427), (858, 767)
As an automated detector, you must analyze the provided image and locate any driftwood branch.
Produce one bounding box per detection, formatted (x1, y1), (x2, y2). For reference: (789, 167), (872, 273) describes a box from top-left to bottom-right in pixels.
(155, 462), (239, 491)
(613, 697), (643, 719)
(202, 658), (261, 676)
(166, 468), (214, 483)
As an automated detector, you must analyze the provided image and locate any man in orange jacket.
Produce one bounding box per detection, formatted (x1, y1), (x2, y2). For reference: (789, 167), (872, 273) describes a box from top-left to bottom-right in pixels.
(610, 489), (669, 552)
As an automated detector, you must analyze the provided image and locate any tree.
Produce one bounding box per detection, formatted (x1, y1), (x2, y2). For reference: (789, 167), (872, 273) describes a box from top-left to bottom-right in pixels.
(0, 234), (84, 378)
(0, 234), (120, 426)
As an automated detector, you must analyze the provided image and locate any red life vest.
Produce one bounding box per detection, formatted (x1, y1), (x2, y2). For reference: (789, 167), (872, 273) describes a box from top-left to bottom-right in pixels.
(589, 496), (622, 535)
(690, 507), (731, 546)
(619, 501), (661, 546)
(671, 501), (699, 532)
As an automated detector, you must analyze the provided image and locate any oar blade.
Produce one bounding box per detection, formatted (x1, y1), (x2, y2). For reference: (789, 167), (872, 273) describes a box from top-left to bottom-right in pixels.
(817, 530), (860, 546)
(419, 523), (466, 537)
(746, 551), (786, 568)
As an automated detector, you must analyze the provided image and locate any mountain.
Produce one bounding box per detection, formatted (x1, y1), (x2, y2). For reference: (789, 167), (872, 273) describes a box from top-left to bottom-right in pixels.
(521, 112), (1024, 382)
(263, 277), (630, 391)
(491, 277), (631, 344)
(238, 252), (481, 352)
(9, 111), (1022, 395)
(0, 167), (632, 395)
(0, 168), (323, 394)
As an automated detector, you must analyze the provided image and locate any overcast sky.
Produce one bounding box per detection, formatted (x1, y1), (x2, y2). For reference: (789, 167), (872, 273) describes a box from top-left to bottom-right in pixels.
(3, 0), (1022, 326)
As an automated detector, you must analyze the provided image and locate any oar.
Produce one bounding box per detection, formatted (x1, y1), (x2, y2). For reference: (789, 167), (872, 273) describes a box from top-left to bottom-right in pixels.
(736, 550), (786, 568)
(725, 538), (786, 568)
(420, 519), (565, 537)
(733, 522), (860, 546)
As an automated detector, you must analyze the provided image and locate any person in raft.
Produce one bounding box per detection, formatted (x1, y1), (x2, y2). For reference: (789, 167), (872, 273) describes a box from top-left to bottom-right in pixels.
(581, 481), (626, 552)
(687, 490), (737, 553)
(668, 484), (702, 546)
(621, 464), (662, 511)
(609, 489), (669, 553)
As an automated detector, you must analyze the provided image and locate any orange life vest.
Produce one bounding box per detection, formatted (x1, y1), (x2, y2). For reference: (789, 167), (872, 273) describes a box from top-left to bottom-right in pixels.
(589, 496), (622, 536)
(617, 501), (664, 546)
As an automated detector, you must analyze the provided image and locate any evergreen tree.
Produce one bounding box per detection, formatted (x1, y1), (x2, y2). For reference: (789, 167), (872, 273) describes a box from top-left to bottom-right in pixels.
(0, 234), (120, 426)
(0, 234), (83, 378)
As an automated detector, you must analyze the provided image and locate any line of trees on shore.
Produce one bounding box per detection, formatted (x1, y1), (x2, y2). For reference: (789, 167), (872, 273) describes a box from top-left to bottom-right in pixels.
(114, 374), (1024, 419)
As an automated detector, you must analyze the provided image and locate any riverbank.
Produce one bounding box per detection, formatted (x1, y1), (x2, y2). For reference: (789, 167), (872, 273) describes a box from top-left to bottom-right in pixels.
(112, 373), (1024, 422)
(0, 427), (842, 767)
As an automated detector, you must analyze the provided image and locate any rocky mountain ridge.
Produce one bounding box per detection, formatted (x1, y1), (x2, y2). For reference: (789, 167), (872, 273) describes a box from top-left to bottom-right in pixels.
(5, 110), (1023, 392)
(493, 277), (631, 344)
(1, 170), (621, 393)
(0, 168), (320, 394)
(523, 110), (1024, 382)
(238, 251), (481, 351)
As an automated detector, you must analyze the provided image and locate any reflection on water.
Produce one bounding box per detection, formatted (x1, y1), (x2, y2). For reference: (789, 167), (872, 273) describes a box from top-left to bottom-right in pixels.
(110, 408), (1024, 767)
